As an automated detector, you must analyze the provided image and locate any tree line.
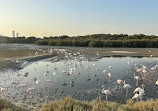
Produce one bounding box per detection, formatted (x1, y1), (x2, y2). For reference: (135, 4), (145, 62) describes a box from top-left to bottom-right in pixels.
(0, 36), (40, 44)
(35, 34), (158, 48)
(0, 34), (158, 48)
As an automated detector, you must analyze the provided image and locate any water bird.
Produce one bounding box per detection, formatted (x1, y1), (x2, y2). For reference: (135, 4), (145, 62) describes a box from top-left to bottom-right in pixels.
(133, 84), (145, 100)
(21, 84), (28, 88)
(44, 72), (48, 77)
(1, 88), (5, 98)
(46, 79), (52, 83)
(132, 93), (142, 102)
(123, 81), (131, 97)
(26, 87), (35, 93)
(107, 73), (111, 81)
(102, 88), (112, 101)
(156, 80), (158, 85)
(117, 79), (123, 92)
(134, 73), (141, 86)
(26, 87), (35, 98)
(24, 72), (29, 77)
(103, 70), (106, 75)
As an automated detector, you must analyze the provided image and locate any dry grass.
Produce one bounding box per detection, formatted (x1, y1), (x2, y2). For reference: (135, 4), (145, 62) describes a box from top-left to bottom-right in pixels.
(1, 97), (158, 111)
(0, 99), (26, 111)
(34, 96), (158, 111)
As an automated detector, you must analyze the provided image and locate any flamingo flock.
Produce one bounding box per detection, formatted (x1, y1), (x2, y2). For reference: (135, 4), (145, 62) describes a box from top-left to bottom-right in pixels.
(0, 48), (158, 105)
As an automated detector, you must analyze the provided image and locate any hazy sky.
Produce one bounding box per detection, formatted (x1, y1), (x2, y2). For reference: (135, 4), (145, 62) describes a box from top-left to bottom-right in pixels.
(0, 0), (158, 37)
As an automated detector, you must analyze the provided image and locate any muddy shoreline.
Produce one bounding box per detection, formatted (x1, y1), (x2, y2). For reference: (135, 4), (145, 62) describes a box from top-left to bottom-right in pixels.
(0, 54), (56, 71)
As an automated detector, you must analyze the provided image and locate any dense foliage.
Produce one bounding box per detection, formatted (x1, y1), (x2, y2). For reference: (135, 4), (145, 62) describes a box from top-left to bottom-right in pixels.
(35, 34), (158, 48)
(1, 34), (158, 47)
(0, 36), (40, 44)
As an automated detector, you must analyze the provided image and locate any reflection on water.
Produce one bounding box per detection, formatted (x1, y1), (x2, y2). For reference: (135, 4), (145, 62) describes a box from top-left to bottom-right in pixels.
(0, 49), (158, 105)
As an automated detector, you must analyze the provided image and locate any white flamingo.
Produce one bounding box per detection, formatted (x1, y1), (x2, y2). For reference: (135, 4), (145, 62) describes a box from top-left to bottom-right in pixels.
(46, 79), (52, 83)
(134, 73), (141, 86)
(26, 87), (35, 98)
(123, 81), (131, 97)
(21, 84), (28, 89)
(132, 93), (142, 102)
(156, 80), (158, 85)
(103, 70), (106, 75)
(117, 79), (123, 92)
(102, 88), (112, 101)
(133, 87), (142, 94)
(1, 88), (5, 98)
(107, 73), (111, 81)
(133, 85), (145, 101)
(21, 84), (28, 98)
(44, 72), (48, 78)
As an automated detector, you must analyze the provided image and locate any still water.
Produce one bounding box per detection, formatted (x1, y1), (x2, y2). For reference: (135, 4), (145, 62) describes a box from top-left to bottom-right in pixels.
(19, 55), (158, 103)
(0, 47), (158, 105)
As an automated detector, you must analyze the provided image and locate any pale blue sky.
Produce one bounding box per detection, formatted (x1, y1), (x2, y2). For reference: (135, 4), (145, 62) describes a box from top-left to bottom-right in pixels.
(0, 0), (158, 37)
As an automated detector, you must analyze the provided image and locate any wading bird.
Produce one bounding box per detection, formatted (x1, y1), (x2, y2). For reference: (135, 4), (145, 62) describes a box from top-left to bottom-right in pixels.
(107, 73), (111, 81)
(132, 93), (142, 102)
(102, 88), (112, 101)
(134, 73), (141, 86)
(117, 79), (123, 92)
(156, 80), (158, 85)
(123, 81), (131, 97)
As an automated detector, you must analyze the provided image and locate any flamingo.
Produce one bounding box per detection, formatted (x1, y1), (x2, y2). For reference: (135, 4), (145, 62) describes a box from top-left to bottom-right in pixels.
(132, 93), (142, 102)
(46, 79), (52, 83)
(26, 87), (35, 93)
(87, 66), (91, 81)
(62, 70), (67, 85)
(103, 70), (106, 75)
(123, 81), (131, 97)
(127, 61), (130, 73)
(107, 73), (111, 81)
(133, 87), (142, 94)
(156, 80), (158, 85)
(96, 52), (100, 57)
(93, 64), (97, 76)
(102, 88), (112, 101)
(133, 84), (145, 100)
(44, 72), (48, 78)
(1, 88), (5, 98)
(142, 69), (148, 74)
(26, 87), (35, 98)
(53, 72), (57, 84)
(35, 79), (39, 85)
(35, 51), (38, 56)
(21, 84), (28, 89)
(134, 73), (141, 86)
(21, 84), (28, 98)
(108, 66), (112, 69)
(117, 79), (123, 92)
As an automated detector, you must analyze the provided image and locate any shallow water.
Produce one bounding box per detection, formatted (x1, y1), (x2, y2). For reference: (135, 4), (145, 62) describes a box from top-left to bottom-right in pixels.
(0, 45), (158, 106)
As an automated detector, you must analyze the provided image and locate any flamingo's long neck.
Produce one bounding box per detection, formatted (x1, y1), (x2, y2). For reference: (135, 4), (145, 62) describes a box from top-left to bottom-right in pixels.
(106, 94), (108, 101)
(126, 88), (129, 98)
(102, 88), (104, 93)
(124, 81), (126, 85)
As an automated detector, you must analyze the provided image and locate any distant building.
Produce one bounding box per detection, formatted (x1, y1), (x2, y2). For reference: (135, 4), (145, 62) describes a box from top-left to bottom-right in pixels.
(12, 30), (15, 37)
(16, 33), (19, 37)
